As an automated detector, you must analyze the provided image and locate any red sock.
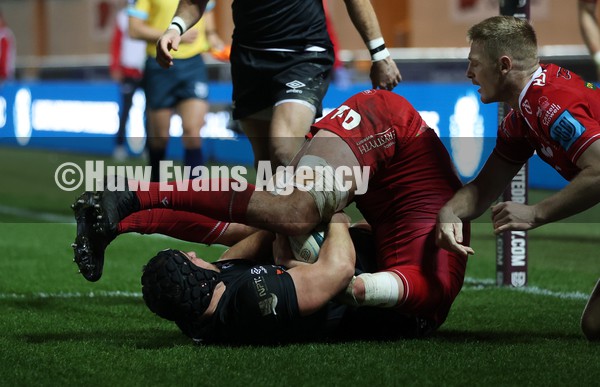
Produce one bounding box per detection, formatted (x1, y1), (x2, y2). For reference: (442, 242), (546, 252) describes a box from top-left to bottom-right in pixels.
(118, 208), (229, 245)
(134, 179), (254, 223)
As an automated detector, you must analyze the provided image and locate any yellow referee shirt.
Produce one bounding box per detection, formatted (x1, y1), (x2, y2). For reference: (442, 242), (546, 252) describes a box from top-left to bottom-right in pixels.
(129, 0), (212, 59)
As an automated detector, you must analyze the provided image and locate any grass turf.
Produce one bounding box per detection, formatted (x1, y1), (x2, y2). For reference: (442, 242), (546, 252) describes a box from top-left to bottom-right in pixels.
(0, 146), (598, 386)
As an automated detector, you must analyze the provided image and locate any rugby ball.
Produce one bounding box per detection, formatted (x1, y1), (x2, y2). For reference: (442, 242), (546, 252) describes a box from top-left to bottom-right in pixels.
(288, 227), (326, 264)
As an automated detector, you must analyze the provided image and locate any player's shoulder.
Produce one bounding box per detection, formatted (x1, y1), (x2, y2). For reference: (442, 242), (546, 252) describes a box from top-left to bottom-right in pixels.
(529, 63), (587, 97)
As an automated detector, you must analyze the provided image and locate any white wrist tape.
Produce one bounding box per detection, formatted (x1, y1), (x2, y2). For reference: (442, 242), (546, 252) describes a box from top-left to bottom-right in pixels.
(357, 272), (400, 307)
(371, 48), (390, 62)
(367, 37), (390, 62)
(169, 16), (187, 35)
(367, 38), (385, 50)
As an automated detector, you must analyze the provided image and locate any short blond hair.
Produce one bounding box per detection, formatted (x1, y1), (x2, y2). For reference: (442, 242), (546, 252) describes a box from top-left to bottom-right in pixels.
(468, 16), (538, 65)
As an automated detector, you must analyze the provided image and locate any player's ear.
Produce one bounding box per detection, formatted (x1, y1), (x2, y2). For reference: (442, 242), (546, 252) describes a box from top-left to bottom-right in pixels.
(499, 55), (512, 74)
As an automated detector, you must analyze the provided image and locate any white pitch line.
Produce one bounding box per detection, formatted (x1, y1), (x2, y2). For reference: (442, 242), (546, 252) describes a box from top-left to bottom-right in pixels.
(0, 204), (74, 223)
(0, 279), (589, 301)
(0, 290), (142, 299)
(461, 279), (589, 300)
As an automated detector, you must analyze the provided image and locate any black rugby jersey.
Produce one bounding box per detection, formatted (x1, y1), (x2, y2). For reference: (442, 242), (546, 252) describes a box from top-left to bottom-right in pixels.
(178, 259), (345, 344)
(231, 0), (333, 50)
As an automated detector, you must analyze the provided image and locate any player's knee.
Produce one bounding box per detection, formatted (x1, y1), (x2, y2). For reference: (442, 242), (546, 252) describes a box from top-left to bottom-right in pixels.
(345, 272), (402, 308)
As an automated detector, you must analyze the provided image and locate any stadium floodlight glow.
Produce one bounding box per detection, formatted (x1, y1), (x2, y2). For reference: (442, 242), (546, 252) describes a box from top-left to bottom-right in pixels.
(449, 93), (484, 178)
(14, 87), (32, 146)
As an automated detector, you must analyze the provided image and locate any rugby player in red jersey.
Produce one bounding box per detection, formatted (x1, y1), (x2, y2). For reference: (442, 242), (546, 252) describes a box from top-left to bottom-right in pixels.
(435, 16), (600, 340)
(74, 89), (469, 333)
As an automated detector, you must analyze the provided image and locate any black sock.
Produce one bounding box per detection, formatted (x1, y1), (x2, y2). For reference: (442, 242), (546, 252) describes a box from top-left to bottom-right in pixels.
(148, 147), (166, 182)
(184, 147), (203, 171)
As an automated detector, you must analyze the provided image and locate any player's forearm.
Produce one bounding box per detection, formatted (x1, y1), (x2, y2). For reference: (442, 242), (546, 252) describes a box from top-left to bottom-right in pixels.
(533, 166), (600, 226)
(343, 0), (384, 45)
(578, 1), (600, 56)
(174, 0), (208, 29)
(442, 183), (489, 221)
(318, 215), (354, 273)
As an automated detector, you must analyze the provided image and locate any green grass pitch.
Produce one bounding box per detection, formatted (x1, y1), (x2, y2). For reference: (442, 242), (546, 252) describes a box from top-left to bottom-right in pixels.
(0, 147), (598, 386)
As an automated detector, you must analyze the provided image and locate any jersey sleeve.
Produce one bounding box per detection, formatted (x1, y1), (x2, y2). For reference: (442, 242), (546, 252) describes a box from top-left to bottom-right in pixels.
(128, 0), (149, 20)
(542, 93), (600, 164)
(525, 69), (600, 165)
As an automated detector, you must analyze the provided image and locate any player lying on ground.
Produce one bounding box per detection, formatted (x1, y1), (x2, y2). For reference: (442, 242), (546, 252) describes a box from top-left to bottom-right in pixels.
(434, 16), (600, 341)
(71, 89), (470, 335)
(140, 213), (434, 344)
(71, 199), (433, 343)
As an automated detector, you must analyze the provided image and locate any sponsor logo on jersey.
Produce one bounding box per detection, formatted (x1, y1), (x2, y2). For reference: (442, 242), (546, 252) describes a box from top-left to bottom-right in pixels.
(285, 80), (306, 94)
(521, 99), (532, 115)
(258, 294), (278, 316)
(556, 67), (572, 80)
(549, 110), (585, 151)
(585, 82), (597, 90)
(252, 275), (279, 316)
(253, 276), (268, 298)
(539, 143), (554, 158)
(251, 266), (268, 275)
(537, 96), (549, 117)
(355, 127), (396, 155)
(542, 102), (562, 127)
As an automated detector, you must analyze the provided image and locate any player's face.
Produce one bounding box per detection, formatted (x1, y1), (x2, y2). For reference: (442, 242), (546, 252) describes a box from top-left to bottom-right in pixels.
(181, 251), (219, 272)
(466, 41), (502, 104)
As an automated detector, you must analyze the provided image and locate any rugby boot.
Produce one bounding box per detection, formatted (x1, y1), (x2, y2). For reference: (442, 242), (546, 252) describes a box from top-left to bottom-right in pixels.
(71, 191), (110, 282)
(92, 181), (140, 239)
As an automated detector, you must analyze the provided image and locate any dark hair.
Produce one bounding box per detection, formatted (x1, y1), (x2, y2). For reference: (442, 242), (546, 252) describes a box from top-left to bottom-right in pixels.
(141, 249), (220, 322)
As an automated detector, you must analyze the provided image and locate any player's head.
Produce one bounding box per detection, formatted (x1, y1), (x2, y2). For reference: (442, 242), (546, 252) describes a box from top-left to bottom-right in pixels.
(466, 16), (538, 104)
(467, 16), (538, 67)
(141, 249), (220, 323)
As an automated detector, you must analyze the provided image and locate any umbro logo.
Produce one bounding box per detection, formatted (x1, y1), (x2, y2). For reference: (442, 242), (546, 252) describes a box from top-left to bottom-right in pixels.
(286, 80), (306, 94)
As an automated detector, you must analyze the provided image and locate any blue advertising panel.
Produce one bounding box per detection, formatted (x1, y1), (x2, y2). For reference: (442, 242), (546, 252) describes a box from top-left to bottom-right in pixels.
(0, 80), (567, 190)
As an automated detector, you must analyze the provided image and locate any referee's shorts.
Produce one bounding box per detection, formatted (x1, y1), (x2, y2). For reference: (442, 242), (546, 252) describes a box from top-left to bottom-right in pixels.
(143, 54), (209, 110)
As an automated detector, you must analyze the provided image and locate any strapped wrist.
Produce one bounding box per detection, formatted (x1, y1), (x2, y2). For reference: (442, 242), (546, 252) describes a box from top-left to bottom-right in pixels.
(367, 38), (390, 62)
(169, 16), (187, 35)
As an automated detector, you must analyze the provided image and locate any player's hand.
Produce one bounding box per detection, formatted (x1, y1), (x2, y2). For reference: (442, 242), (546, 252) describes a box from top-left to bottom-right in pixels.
(156, 29), (181, 69)
(370, 57), (402, 91)
(435, 208), (475, 257)
(272, 233), (308, 268)
(491, 201), (538, 234)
